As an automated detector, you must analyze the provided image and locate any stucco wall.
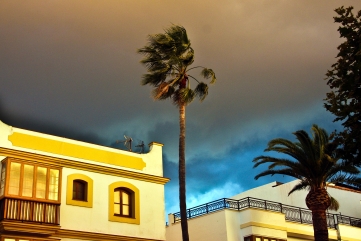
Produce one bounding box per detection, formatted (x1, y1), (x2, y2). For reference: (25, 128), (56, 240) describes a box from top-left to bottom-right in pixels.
(166, 211), (228, 241)
(231, 180), (361, 218)
(60, 165), (166, 240)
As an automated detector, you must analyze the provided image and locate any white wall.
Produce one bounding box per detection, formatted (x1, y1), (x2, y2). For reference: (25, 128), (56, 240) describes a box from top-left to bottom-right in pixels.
(166, 211), (228, 241)
(231, 180), (361, 218)
(61, 167), (166, 240)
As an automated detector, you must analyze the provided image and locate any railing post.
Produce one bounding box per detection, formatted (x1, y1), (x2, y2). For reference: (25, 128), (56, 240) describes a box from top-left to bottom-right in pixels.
(237, 199), (240, 211)
(206, 203), (209, 213)
(299, 208), (303, 223)
(188, 208), (191, 219)
(223, 198), (226, 208)
(264, 200), (267, 210)
(280, 203), (283, 213)
(247, 197), (250, 208)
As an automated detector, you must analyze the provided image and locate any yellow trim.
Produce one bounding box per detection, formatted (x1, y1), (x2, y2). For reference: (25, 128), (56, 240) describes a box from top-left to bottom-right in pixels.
(241, 221), (338, 240)
(109, 181), (140, 224)
(8, 132), (146, 170)
(54, 228), (165, 241)
(0, 148), (169, 185)
(66, 173), (93, 208)
(240, 221), (288, 231)
(148, 142), (163, 147)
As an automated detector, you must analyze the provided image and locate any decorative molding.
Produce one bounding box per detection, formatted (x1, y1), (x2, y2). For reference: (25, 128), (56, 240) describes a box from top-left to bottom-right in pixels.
(8, 132), (146, 170)
(240, 221), (288, 231)
(0, 148), (169, 185)
(54, 228), (165, 241)
(148, 142), (163, 147)
(0, 220), (60, 235)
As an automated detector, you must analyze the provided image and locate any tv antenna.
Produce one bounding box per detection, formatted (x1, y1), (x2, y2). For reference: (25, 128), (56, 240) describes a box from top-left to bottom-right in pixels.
(123, 135), (133, 151)
(116, 135), (133, 151)
(135, 141), (145, 154)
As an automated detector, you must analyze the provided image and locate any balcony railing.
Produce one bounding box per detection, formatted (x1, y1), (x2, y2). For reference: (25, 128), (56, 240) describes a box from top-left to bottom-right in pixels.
(172, 197), (361, 229)
(0, 197), (60, 224)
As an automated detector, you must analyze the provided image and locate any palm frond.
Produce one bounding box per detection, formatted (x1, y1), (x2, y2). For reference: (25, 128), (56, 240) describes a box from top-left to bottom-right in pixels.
(254, 168), (302, 180)
(141, 73), (167, 86)
(172, 88), (195, 106)
(201, 68), (216, 84)
(180, 48), (194, 66)
(194, 82), (208, 101)
(288, 179), (310, 196)
(328, 195), (340, 211)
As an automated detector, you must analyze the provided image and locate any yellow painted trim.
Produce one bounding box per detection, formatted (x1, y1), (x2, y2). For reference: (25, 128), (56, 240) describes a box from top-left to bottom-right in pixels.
(0, 148), (169, 185)
(240, 221), (288, 231)
(54, 228), (165, 241)
(108, 181), (140, 224)
(148, 142), (164, 147)
(8, 132), (146, 170)
(241, 221), (339, 240)
(0, 220), (60, 235)
(66, 173), (93, 208)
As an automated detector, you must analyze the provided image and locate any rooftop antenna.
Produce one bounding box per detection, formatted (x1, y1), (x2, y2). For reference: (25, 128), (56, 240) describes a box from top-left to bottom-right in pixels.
(123, 135), (133, 151)
(116, 135), (133, 151)
(135, 140), (145, 154)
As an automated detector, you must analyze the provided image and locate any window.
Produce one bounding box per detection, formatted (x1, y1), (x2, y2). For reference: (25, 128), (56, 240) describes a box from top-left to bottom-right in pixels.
(66, 173), (93, 208)
(73, 179), (87, 201)
(108, 181), (140, 224)
(3, 159), (61, 202)
(0, 162), (7, 196)
(114, 188), (132, 217)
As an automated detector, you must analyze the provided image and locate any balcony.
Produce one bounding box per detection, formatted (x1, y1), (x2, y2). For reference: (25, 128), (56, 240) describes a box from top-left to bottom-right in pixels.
(0, 197), (60, 225)
(172, 197), (361, 229)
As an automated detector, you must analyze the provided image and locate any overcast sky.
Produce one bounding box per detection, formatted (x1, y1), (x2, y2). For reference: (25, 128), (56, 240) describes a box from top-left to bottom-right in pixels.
(1, 0), (360, 220)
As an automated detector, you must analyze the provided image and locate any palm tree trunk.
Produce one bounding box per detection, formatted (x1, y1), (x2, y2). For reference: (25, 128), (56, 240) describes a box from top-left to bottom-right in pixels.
(306, 188), (331, 241)
(311, 209), (329, 241)
(179, 103), (189, 241)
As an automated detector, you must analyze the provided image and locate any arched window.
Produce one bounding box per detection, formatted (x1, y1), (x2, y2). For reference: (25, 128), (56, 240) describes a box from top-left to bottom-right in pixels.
(66, 174), (93, 208)
(73, 179), (87, 201)
(114, 188), (133, 217)
(108, 181), (140, 224)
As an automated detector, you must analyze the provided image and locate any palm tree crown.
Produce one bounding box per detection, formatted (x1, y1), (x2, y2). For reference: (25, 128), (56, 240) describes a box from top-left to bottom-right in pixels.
(253, 124), (361, 241)
(138, 25), (216, 105)
(253, 124), (360, 197)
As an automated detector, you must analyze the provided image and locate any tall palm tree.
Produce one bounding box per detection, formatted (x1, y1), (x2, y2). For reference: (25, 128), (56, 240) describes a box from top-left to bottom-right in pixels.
(253, 124), (361, 241)
(138, 25), (216, 241)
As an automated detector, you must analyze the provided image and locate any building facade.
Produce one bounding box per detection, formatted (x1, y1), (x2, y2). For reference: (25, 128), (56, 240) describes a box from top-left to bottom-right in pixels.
(166, 180), (361, 241)
(0, 120), (169, 241)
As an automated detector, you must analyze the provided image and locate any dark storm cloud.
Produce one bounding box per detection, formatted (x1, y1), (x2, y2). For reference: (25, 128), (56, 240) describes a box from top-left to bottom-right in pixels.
(1, 0), (361, 215)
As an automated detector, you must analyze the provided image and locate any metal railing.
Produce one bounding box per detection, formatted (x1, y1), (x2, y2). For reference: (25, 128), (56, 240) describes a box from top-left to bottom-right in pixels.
(172, 197), (361, 229)
(0, 197), (60, 224)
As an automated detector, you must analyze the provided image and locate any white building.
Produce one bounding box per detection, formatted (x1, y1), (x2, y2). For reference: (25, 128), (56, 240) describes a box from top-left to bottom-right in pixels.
(0, 120), (169, 241)
(166, 180), (361, 241)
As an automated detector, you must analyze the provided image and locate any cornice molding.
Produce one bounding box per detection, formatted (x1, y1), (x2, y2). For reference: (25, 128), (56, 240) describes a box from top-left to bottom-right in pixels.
(240, 221), (287, 231)
(0, 148), (169, 185)
(0, 220), (60, 235)
(54, 228), (165, 241)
